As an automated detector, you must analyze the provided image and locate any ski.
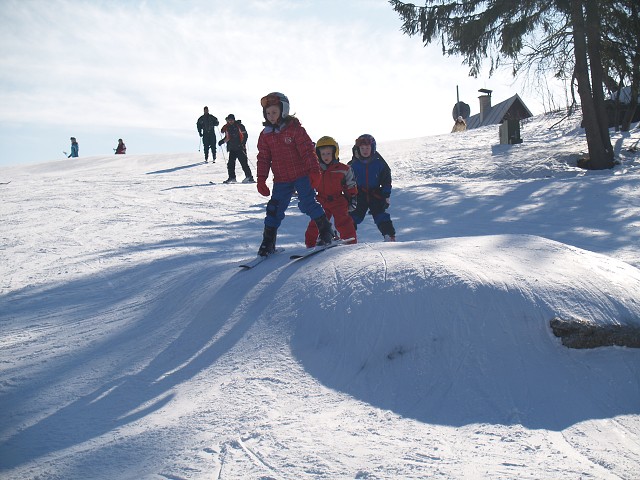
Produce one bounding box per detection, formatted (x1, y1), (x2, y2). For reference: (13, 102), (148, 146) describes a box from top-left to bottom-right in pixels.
(210, 180), (256, 185)
(239, 247), (285, 269)
(289, 238), (354, 261)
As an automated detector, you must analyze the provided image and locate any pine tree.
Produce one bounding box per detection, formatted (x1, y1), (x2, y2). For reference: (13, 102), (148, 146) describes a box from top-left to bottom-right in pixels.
(388, 0), (632, 169)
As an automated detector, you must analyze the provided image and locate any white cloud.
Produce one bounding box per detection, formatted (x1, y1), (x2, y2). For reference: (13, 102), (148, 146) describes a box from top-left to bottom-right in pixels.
(0, 0), (567, 165)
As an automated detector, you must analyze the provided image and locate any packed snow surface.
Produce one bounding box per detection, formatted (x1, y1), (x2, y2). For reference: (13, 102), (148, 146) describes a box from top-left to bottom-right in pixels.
(1, 113), (640, 479)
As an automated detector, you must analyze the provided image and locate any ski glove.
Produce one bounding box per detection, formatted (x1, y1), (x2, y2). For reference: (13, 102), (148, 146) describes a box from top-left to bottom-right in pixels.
(257, 177), (270, 197)
(348, 196), (357, 212)
(218, 139), (225, 146)
(309, 171), (321, 190)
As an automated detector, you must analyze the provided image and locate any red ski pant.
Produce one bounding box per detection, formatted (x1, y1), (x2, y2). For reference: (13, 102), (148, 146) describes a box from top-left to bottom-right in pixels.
(305, 199), (357, 248)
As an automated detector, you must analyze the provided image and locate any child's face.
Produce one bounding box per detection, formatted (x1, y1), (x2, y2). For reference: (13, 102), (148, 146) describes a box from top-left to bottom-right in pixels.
(319, 146), (334, 164)
(359, 144), (372, 158)
(265, 105), (281, 124)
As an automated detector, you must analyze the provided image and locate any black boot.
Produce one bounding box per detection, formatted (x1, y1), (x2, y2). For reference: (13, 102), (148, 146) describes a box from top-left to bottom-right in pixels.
(314, 215), (335, 246)
(378, 221), (396, 241)
(258, 226), (277, 256)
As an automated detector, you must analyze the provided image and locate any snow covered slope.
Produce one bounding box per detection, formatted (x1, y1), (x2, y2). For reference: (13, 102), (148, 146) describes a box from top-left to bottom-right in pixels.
(1, 113), (640, 479)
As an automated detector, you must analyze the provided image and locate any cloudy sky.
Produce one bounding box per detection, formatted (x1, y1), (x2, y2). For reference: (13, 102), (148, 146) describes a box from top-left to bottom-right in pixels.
(0, 0), (567, 166)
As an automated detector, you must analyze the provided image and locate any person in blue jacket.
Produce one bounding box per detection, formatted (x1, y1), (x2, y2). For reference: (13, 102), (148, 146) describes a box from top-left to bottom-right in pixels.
(68, 137), (79, 158)
(349, 134), (396, 241)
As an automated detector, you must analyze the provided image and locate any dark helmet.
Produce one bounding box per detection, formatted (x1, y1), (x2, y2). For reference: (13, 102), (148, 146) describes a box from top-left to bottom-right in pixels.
(316, 136), (339, 161)
(354, 134), (376, 158)
(260, 92), (290, 120)
(226, 114), (235, 121)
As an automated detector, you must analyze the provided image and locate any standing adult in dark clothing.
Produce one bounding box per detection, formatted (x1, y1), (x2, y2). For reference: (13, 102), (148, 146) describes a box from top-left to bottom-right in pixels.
(218, 114), (254, 183)
(196, 106), (219, 163)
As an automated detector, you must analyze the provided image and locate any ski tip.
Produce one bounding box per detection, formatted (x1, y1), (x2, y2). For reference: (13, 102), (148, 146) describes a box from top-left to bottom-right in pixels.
(239, 247), (285, 269)
(289, 239), (355, 260)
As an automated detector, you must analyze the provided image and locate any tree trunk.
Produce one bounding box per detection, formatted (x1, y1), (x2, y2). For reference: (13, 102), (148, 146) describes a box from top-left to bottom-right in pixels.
(570, 0), (613, 169)
(584, 0), (614, 164)
(622, 0), (640, 132)
(621, 82), (638, 132)
(621, 48), (640, 132)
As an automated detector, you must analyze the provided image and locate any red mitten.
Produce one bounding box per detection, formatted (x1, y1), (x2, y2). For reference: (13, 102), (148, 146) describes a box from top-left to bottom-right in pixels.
(257, 177), (270, 197)
(309, 171), (321, 190)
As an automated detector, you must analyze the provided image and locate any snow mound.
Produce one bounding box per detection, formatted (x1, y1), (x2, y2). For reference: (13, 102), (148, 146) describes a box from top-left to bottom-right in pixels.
(285, 235), (640, 429)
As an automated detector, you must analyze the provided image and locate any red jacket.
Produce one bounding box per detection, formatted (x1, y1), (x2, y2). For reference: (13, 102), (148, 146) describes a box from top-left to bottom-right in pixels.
(256, 118), (320, 183)
(316, 161), (357, 206)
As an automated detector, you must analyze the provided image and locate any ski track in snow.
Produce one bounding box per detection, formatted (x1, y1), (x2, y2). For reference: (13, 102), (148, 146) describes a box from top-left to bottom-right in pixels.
(1, 113), (640, 479)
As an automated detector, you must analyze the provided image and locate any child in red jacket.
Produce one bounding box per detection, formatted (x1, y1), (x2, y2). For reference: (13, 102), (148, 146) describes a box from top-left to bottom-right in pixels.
(255, 92), (335, 256)
(305, 136), (358, 247)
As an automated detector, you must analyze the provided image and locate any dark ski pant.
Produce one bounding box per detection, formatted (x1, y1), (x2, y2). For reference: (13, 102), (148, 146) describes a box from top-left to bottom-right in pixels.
(227, 148), (252, 180)
(350, 192), (395, 237)
(264, 176), (325, 229)
(202, 132), (216, 161)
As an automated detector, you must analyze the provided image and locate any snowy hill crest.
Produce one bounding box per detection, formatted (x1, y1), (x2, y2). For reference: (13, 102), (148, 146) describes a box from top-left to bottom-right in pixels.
(1, 113), (640, 479)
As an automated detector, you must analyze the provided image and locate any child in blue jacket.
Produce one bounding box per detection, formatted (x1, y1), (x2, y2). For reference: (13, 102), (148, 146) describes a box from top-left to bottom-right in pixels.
(349, 134), (396, 241)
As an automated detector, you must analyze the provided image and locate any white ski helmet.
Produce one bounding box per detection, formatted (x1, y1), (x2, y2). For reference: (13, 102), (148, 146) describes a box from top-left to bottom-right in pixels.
(260, 92), (290, 120)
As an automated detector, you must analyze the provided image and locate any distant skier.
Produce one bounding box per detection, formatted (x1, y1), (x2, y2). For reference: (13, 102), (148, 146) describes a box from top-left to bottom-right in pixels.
(304, 136), (358, 248)
(218, 114), (254, 184)
(196, 106), (219, 163)
(68, 137), (79, 158)
(349, 134), (396, 242)
(451, 116), (467, 133)
(255, 91), (334, 256)
(114, 138), (126, 154)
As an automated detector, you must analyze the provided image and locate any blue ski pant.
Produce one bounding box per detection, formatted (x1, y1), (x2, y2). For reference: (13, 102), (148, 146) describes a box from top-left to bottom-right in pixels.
(264, 176), (325, 229)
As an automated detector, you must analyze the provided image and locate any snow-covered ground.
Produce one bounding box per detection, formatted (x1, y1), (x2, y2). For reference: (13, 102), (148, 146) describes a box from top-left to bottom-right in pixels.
(1, 112), (640, 479)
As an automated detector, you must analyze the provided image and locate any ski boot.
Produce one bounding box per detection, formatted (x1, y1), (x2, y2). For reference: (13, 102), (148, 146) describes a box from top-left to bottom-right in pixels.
(379, 221), (396, 242)
(258, 226), (277, 256)
(314, 215), (335, 246)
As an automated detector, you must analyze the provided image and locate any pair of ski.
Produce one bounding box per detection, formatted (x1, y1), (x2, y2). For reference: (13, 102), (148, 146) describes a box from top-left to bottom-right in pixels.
(239, 238), (354, 269)
(209, 180), (256, 185)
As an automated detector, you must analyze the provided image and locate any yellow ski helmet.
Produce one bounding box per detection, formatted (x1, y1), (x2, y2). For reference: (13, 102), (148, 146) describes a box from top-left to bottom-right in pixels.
(315, 136), (339, 161)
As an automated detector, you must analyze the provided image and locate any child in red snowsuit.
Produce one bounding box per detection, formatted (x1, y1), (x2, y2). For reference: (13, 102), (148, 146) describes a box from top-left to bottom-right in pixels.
(305, 136), (358, 248)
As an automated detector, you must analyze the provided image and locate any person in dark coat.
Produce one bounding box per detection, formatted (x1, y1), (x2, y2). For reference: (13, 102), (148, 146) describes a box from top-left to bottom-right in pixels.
(114, 138), (126, 154)
(218, 114), (254, 183)
(196, 106), (219, 163)
(349, 134), (396, 241)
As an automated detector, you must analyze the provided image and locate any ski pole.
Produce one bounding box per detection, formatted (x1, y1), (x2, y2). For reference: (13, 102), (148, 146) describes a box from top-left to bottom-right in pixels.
(215, 125), (226, 161)
(198, 136), (202, 152)
(245, 146), (256, 170)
